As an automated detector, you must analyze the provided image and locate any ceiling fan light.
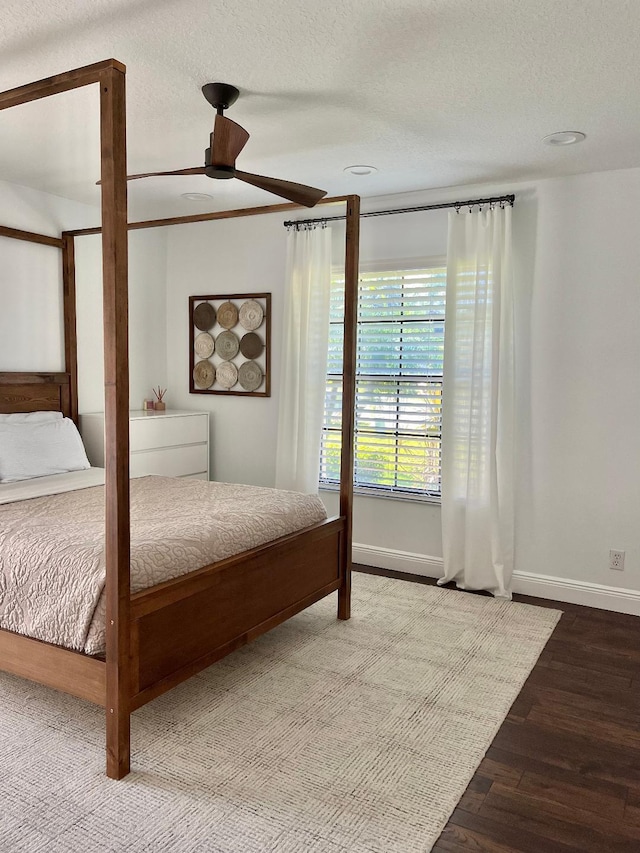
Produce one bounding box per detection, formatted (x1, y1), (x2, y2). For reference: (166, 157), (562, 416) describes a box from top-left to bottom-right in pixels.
(180, 192), (214, 201)
(542, 131), (586, 146)
(344, 165), (378, 176)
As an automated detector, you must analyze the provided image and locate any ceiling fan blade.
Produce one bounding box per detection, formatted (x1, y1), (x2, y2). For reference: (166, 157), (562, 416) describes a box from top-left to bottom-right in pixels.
(211, 115), (250, 167)
(96, 167), (206, 185)
(233, 170), (327, 207)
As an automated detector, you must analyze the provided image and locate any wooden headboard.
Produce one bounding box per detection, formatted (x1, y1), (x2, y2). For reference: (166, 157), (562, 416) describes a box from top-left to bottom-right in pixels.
(0, 372), (73, 421)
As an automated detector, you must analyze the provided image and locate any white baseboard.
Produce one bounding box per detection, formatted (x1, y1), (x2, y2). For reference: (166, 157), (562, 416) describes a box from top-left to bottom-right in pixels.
(510, 571), (640, 616)
(352, 543), (640, 616)
(353, 544), (443, 579)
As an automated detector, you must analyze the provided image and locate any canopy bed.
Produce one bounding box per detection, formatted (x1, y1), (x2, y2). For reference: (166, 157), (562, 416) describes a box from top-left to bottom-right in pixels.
(0, 60), (360, 779)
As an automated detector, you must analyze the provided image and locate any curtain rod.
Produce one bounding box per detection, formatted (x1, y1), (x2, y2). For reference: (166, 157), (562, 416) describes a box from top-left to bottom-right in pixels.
(283, 193), (515, 228)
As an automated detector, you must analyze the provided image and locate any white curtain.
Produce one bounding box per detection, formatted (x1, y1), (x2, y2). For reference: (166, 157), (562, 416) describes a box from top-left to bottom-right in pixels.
(275, 224), (332, 494)
(439, 204), (515, 598)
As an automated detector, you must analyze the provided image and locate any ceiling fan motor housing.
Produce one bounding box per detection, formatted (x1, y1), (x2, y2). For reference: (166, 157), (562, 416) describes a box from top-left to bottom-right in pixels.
(204, 144), (235, 179)
(201, 82), (240, 114)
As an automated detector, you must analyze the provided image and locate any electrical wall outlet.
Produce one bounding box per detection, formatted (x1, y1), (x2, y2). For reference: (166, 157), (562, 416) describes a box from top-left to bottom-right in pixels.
(609, 549), (625, 571)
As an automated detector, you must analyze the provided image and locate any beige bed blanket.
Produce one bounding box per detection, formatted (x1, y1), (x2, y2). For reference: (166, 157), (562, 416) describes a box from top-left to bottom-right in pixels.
(0, 476), (327, 655)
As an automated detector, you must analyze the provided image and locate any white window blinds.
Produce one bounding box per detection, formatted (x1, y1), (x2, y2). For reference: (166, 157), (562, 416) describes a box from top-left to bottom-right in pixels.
(320, 263), (446, 498)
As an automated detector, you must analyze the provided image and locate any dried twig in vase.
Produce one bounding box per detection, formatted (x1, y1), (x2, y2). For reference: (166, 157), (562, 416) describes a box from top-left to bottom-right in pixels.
(153, 387), (167, 410)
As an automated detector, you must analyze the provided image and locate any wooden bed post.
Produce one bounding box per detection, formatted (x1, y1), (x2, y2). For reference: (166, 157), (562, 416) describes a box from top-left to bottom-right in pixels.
(61, 234), (78, 424)
(1, 61), (358, 780)
(99, 64), (131, 780)
(338, 195), (360, 620)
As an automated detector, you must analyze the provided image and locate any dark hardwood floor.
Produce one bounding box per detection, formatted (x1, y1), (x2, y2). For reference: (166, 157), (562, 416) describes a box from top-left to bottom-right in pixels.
(354, 564), (640, 853)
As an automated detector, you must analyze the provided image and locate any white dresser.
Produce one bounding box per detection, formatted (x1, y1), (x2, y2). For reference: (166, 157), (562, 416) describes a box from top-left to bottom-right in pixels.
(80, 410), (210, 480)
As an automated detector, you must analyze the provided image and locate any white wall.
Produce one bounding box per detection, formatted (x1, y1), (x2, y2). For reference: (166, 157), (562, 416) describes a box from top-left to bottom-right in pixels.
(0, 180), (98, 372)
(165, 213), (286, 487)
(75, 228), (168, 413)
(517, 170), (640, 600)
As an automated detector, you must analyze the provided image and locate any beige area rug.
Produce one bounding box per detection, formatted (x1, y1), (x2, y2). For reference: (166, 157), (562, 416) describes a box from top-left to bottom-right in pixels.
(0, 573), (560, 853)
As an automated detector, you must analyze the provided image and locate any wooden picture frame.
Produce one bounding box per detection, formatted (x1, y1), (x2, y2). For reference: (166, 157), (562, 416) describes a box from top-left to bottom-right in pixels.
(189, 292), (271, 397)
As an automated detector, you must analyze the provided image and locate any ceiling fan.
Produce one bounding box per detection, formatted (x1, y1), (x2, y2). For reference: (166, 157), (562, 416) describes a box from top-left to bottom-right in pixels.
(112, 83), (327, 207)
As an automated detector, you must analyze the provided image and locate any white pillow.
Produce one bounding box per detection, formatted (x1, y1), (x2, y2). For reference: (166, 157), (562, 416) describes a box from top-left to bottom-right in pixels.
(0, 411), (63, 423)
(0, 417), (90, 483)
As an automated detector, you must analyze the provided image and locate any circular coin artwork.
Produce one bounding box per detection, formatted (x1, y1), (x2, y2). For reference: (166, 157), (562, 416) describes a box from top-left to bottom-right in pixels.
(217, 300), (239, 329)
(238, 360), (263, 392)
(194, 332), (215, 359)
(239, 299), (264, 331)
(216, 361), (238, 389)
(215, 330), (239, 360)
(239, 332), (264, 359)
(191, 295), (269, 395)
(193, 359), (215, 389)
(193, 301), (216, 331)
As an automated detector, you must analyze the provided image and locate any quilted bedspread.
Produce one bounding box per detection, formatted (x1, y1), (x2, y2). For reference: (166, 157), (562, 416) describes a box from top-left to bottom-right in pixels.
(0, 476), (327, 655)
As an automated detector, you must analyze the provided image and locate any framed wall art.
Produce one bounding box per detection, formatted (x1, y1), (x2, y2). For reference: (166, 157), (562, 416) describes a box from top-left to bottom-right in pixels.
(189, 292), (271, 397)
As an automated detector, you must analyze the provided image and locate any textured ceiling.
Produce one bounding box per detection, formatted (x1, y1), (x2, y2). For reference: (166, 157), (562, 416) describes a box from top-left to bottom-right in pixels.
(1, 0), (640, 219)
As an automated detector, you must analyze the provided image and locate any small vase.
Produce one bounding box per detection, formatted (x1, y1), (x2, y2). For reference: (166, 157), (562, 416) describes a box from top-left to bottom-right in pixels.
(154, 401), (166, 411)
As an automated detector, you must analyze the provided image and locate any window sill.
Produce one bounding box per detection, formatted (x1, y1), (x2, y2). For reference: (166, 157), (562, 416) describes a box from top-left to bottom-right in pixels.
(319, 483), (441, 506)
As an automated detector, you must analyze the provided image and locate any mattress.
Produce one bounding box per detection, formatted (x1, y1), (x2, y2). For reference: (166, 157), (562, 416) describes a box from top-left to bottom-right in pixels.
(0, 472), (327, 655)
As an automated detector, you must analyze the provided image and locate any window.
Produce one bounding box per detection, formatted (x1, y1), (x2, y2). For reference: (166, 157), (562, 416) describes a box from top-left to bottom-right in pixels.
(320, 260), (446, 500)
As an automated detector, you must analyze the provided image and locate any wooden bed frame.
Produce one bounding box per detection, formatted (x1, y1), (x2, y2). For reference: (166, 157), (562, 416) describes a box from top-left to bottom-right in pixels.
(0, 60), (360, 779)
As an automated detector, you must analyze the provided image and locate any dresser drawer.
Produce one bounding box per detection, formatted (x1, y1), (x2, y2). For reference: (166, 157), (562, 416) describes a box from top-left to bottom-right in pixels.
(130, 414), (208, 452)
(80, 410), (210, 478)
(130, 445), (209, 478)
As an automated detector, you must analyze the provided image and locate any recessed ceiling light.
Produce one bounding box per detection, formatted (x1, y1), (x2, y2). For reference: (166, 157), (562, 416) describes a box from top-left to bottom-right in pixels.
(343, 165), (378, 176)
(542, 131), (586, 146)
(180, 192), (214, 201)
